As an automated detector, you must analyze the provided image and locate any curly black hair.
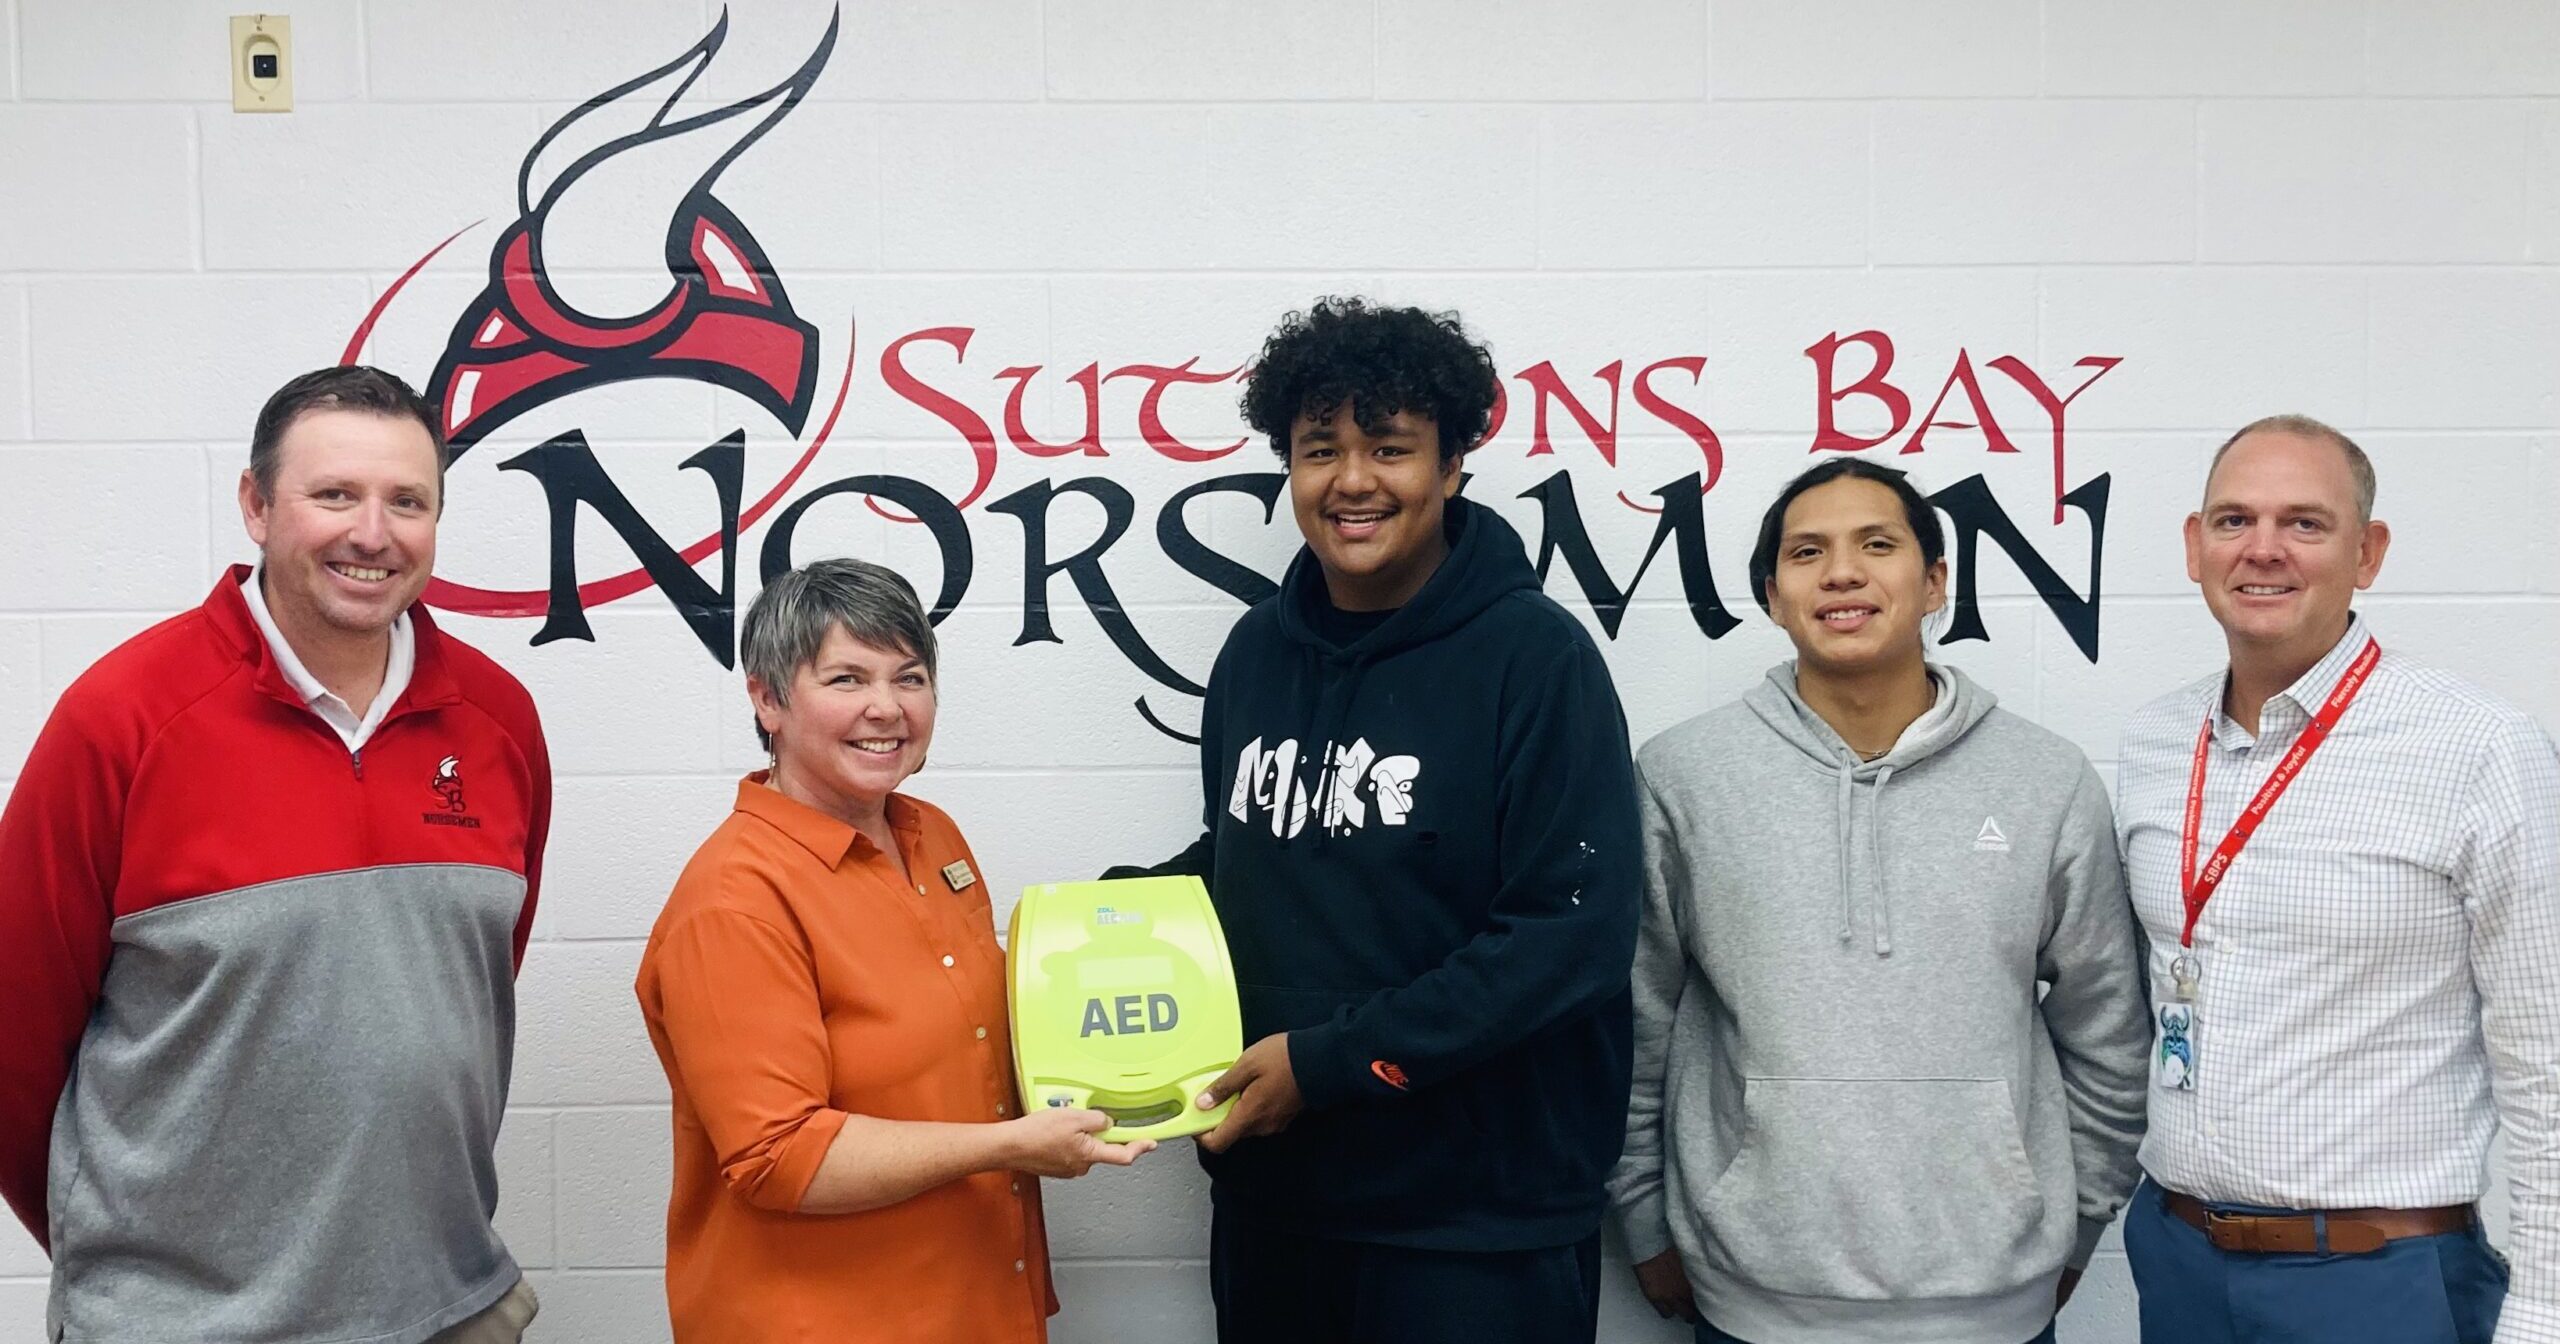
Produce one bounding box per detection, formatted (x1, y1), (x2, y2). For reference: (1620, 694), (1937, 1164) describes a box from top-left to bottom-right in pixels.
(1240, 297), (1499, 462)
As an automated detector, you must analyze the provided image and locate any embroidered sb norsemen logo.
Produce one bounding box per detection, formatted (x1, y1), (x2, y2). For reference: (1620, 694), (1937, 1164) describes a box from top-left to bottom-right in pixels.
(424, 755), (483, 828)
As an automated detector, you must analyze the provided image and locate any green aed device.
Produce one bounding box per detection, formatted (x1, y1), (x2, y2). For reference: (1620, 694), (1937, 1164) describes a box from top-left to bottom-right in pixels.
(1007, 875), (1242, 1144)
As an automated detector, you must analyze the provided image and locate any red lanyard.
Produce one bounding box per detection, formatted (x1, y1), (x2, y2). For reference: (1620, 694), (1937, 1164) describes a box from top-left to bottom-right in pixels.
(2178, 637), (2381, 949)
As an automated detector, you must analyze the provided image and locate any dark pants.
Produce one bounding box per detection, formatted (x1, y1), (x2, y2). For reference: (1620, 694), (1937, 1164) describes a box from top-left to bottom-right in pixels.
(1209, 1209), (1602, 1344)
(2124, 1177), (2507, 1343)
(1695, 1316), (2054, 1344)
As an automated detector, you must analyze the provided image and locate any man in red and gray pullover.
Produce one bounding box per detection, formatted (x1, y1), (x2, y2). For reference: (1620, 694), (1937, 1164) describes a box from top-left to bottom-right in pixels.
(0, 366), (552, 1344)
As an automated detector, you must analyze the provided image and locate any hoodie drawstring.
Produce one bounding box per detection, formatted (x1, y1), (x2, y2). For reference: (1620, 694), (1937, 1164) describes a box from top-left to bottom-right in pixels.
(1756, 662), (1980, 962)
(1868, 765), (1895, 957)
(1833, 761), (1856, 945)
(1833, 758), (1898, 958)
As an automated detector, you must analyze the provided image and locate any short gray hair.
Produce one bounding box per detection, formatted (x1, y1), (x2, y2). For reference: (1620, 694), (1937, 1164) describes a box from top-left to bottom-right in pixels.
(2209, 413), (2377, 523)
(740, 558), (939, 753)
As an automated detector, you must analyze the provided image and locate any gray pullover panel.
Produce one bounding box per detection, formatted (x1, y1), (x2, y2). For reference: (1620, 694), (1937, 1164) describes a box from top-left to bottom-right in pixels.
(48, 864), (526, 1344)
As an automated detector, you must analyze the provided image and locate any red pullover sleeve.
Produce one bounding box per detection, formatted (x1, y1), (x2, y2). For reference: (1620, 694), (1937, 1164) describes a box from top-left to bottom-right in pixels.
(0, 685), (134, 1251)
(510, 700), (552, 973)
(447, 645), (552, 974)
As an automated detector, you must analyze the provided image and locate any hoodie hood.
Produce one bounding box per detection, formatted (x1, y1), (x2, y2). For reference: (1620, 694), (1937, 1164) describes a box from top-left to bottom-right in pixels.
(1273, 495), (1539, 660)
(1268, 497), (1540, 841)
(1743, 661), (1999, 955)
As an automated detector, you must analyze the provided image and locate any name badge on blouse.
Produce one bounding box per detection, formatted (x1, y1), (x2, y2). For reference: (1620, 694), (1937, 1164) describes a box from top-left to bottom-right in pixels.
(941, 859), (977, 893)
(2156, 1002), (2196, 1091)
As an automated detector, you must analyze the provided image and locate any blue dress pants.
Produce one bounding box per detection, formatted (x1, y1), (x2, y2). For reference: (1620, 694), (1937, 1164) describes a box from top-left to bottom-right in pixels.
(2123, 1176), (2506, 1344)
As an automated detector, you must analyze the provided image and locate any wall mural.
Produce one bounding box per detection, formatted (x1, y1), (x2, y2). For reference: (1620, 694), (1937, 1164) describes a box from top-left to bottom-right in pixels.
(343, 11), (2124, 742)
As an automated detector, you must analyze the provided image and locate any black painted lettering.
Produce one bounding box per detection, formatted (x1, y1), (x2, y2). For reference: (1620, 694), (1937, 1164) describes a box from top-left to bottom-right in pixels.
(990, 476), (1200, 694)
(1930, 472), (2110, 660)
(500, 431), (744, 664)
(758, 473), (975, 621)
(1520, 470), (1742, 640)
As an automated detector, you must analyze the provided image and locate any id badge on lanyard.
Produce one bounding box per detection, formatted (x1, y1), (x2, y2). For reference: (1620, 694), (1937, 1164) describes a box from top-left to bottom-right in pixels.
(2161, 637), (2380, 1091)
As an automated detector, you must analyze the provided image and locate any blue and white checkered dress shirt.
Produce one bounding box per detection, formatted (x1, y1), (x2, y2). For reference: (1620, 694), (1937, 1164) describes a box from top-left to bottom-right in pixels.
(2118, 614), (2560, 1343)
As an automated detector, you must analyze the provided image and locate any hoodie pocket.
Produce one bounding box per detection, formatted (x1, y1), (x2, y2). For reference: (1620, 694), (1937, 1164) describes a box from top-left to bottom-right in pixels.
(1695, 1077), (2046, 1301)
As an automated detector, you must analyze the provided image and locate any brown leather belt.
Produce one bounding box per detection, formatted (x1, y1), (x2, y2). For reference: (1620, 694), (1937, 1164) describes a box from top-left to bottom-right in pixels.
(2162, 1188), (2474, 1255)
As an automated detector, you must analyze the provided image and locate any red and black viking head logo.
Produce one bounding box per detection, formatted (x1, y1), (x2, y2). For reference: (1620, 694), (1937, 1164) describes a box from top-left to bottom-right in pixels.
(425, 10), (836, 461)
(430, 754), (467, 813)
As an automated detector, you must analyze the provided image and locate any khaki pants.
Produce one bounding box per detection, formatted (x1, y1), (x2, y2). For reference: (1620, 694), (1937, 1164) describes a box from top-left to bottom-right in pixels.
(428, 1278), (540, 1344)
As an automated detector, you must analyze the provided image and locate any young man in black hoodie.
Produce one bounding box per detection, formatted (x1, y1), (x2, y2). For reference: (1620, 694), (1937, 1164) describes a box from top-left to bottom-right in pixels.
(1109, 298), (1644, 1344)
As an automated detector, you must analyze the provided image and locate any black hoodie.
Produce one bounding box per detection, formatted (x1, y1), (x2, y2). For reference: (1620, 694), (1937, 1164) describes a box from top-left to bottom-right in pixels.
(1117, 496), (1643, 1252)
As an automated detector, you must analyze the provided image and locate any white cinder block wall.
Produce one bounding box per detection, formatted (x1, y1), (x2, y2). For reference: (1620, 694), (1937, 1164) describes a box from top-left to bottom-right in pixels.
(3, 2), (2557, 1339)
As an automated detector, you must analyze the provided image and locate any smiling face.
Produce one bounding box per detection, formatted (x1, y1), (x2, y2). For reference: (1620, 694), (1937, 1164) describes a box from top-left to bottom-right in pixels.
(2186, 427), (2389, 665)
(239, 408), (442, 654)
(1765, 476), (1948, 679)
(750, 624), (937, 823)
(1286, 402), (1463, 612)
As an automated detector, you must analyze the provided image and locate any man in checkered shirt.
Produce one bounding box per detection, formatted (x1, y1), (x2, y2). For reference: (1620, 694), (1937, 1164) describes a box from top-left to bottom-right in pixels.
(2114, 414), (2560, 1344)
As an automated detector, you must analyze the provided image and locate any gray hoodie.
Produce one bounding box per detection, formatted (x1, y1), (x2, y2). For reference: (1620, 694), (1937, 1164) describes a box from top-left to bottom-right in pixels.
(1609, 663), (2150, 1344)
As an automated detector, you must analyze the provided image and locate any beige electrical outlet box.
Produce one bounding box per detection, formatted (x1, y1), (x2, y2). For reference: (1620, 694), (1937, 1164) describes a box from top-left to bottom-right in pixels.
(230, 14), (294, 112)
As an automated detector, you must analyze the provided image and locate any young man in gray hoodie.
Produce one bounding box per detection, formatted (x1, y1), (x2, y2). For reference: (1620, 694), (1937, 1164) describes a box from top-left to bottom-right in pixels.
(1609, 458), (2152, 1344)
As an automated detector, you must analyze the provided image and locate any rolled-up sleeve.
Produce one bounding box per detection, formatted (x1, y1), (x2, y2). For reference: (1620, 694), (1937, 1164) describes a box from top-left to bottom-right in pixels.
(644, 907), (850, 1213)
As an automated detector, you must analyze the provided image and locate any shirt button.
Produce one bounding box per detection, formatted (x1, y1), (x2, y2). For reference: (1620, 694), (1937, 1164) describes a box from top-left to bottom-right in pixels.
(1014, 1259), (1025, 1273)
(1011, 1179), (1021, 1194)
(996, 1103), (1010, 1117)
(941, 955), (955, 968)
(975, 1026), (988, 1040)
(917, 884), (926, 895)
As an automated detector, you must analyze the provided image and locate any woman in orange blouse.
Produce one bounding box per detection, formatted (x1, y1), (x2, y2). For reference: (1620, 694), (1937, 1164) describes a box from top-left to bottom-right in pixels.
(636, 558), (1154, 1342)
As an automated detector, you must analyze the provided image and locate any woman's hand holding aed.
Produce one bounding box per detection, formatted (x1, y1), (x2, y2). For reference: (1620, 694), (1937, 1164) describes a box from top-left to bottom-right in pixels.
(1005, 1105), (1156, 1178)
